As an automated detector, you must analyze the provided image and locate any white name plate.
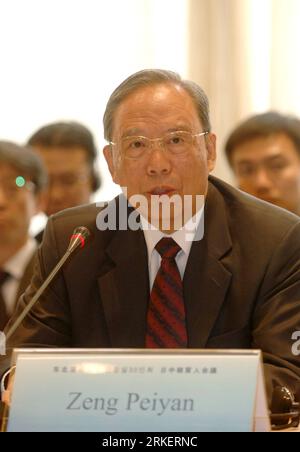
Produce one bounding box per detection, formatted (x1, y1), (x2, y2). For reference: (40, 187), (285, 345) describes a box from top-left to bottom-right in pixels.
(7, 349), (270, 432)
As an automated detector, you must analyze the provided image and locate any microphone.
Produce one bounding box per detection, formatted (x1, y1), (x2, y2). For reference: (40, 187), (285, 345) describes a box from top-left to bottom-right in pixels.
(270, 386), (300, 430)
(5, 226), (91, 341)
(68, 226), (90, 253)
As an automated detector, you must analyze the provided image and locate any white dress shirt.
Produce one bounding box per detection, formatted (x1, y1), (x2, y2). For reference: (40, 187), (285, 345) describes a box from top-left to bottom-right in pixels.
(1, 238), (37, 316)
(141, 207), (204, 289)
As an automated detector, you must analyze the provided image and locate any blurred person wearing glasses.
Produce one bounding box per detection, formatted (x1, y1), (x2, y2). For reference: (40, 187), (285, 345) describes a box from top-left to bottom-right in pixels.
(0, 141), (47, 331)
(27, 121), (101, 241)
(1, 70), (300, 410)
(225, 112), (300, 215)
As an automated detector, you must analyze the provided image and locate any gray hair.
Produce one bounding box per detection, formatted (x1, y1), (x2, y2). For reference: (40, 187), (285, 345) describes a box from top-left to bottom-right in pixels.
(103, 69), (211, 142)
(0, 140), (47, 194)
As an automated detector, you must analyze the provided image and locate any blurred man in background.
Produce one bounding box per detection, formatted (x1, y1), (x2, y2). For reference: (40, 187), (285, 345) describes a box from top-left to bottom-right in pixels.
(0, 141), (47, 330)
(27, 121), (102, 241)
(225, 112), (300, 215)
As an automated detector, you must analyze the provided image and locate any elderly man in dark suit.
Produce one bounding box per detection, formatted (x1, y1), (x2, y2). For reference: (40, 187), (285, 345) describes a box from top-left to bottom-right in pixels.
(1, 70), (300, 408)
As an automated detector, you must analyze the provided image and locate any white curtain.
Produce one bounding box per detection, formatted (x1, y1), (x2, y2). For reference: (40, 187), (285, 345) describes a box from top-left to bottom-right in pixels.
(188, 0), (300, 183)
(0, 0), (189, 202)
(1, 0), (300, 192)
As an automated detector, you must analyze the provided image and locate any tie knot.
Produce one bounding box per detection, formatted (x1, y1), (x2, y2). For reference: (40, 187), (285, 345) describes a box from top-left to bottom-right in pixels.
(155, 238), (181, 259)
(0, 270), (9, 287)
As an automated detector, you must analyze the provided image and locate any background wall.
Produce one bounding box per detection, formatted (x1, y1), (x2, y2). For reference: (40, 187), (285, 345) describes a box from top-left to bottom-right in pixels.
(1, 0), (300, 201)
(189, 0), (300, 182)
(0, 0), (188, 203)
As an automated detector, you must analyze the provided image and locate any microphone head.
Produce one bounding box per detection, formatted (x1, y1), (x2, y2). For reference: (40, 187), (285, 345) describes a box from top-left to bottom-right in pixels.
(270, 386), (300, 430)
(271, 386), (295, 414)
(68, 226), (91, 252)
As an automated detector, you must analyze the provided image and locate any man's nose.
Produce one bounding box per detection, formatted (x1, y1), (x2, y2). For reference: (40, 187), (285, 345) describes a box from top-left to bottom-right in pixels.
(254, 169), (273, 192)
(146, 145), (172, 176)
(47, 181), (65, 199)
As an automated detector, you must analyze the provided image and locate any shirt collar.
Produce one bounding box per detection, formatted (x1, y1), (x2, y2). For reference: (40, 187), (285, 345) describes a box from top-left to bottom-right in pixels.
(141, 206), (204, 256)
(3, 238), (37, 280)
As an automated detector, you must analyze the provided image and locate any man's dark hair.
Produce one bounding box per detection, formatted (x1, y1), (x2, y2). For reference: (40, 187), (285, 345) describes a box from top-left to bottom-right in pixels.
(225, 111), (300, 166)
(27, 121), (101, 191)
(0, 140), (47, 194)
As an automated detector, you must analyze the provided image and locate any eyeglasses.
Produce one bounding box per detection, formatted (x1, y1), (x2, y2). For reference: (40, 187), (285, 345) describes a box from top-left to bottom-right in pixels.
(110, 130), (209, 160)
(0, 178), (35, 196)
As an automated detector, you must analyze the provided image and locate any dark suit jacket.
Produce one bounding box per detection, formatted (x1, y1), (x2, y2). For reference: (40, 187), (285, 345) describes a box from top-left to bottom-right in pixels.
(15, 254), (36, 306)
(2, 176), (300, 403)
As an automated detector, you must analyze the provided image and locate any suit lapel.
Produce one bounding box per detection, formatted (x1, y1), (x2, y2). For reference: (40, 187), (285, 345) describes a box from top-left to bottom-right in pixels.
(184, 181), (233, 347)
(97, 227), (149, 347)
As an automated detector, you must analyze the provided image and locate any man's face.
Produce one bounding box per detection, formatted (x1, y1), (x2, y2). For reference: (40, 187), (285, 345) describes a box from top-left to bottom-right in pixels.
(0, 163), (40, 247)
(32, 147), (93, 216)
(104, 83), (216, 231)
(231, 133), (300, 215)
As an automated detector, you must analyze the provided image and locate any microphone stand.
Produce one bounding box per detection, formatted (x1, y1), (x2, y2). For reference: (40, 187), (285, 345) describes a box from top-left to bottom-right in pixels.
(0, 227), (90, 431)
(5, 227), (90, 341)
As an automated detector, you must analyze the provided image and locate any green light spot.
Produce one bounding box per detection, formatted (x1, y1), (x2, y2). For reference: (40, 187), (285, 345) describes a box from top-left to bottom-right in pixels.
(16, 176), (26, 188)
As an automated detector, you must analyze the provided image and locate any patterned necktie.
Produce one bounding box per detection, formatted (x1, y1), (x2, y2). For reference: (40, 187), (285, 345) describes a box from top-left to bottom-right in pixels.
(146, 237), (187, 348)
(0, 270), (9, 331)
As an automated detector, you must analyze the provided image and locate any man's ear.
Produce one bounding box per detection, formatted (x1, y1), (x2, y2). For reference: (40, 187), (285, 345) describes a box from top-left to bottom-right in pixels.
(103, 145), (120, 184)
(205, 133), (217, 173)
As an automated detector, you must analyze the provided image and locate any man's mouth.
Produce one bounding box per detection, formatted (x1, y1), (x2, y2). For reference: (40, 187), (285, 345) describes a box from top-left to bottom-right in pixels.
(148, 187), (177, 196)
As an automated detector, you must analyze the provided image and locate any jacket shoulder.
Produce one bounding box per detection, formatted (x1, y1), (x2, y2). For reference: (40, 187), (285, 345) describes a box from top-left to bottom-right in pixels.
(208, 175), (300, 234)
